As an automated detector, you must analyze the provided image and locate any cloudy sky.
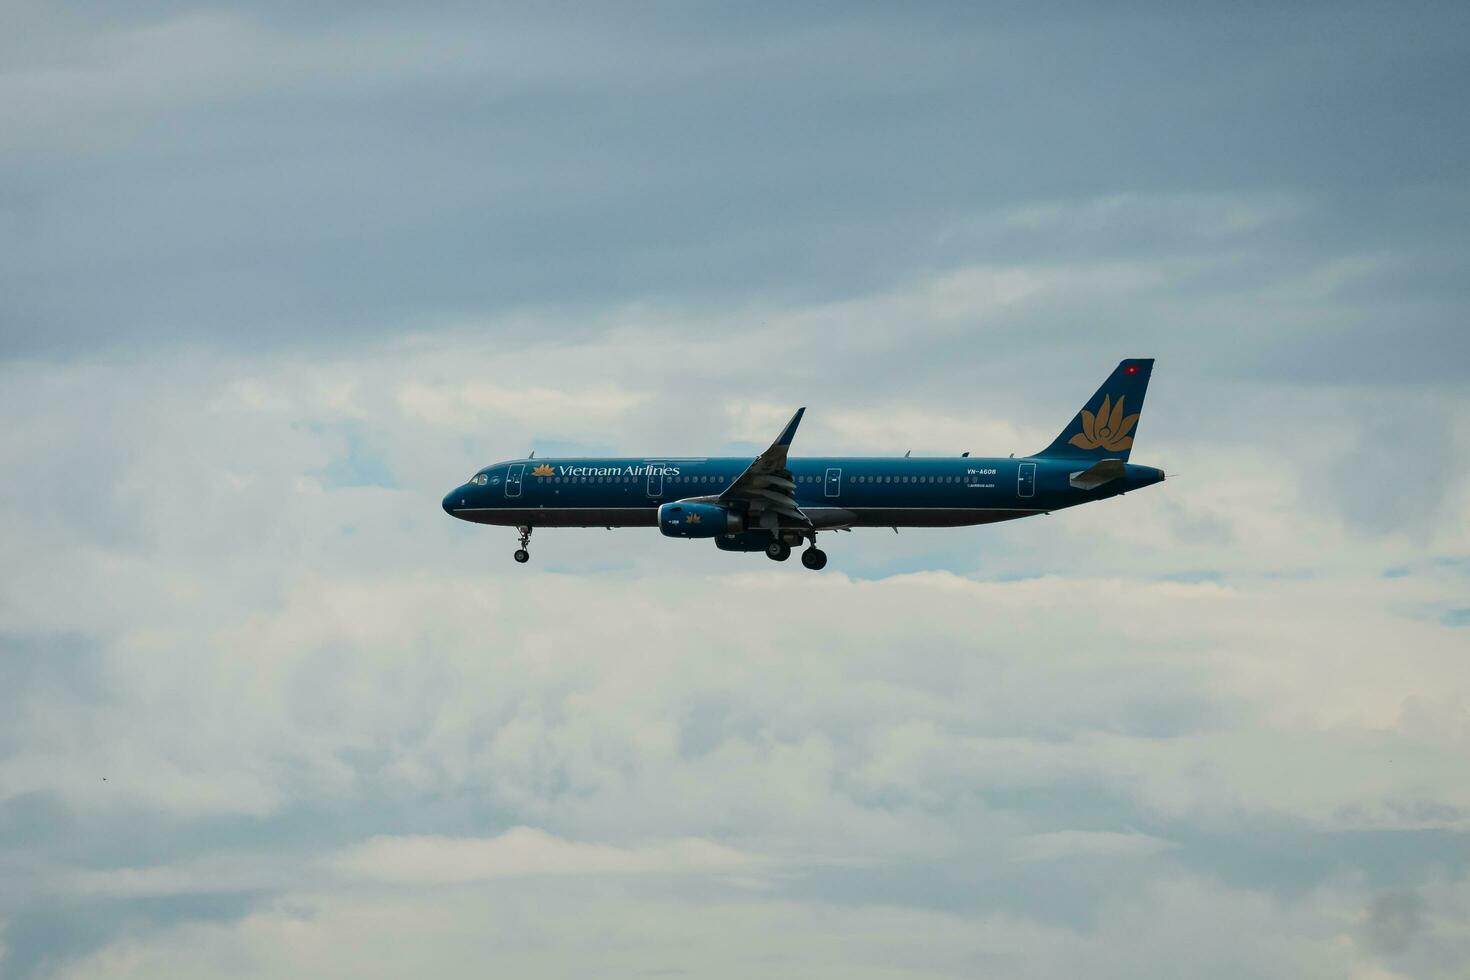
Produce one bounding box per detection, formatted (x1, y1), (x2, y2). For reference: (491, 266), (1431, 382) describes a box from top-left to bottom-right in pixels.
(3, 2), (1469, 977)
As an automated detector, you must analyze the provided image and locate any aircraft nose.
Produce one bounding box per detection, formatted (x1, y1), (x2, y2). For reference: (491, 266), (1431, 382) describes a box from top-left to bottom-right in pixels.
(442, 490), (458, 517)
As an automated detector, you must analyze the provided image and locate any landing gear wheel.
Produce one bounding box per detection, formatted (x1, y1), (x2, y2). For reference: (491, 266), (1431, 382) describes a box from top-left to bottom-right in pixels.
(765, 540), (791, 561)
(801, 547), (828, 570)
(513, 526), (533, 564)
(513, 548), (530, 564)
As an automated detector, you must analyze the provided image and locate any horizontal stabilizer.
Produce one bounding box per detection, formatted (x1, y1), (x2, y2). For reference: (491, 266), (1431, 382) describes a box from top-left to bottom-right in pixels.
(1069, 458), (1125, 490)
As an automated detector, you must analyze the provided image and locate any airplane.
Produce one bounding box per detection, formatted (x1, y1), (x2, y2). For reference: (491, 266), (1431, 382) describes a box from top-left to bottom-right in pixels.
(442, 359), (1164, 569)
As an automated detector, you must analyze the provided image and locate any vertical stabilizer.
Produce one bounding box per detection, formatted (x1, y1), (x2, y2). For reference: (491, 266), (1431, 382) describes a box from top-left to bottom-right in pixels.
(1035, 359), (1154, 461)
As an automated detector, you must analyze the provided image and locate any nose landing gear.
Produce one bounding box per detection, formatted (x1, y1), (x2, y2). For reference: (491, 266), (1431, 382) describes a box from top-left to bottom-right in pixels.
(514, 526), (532, 564)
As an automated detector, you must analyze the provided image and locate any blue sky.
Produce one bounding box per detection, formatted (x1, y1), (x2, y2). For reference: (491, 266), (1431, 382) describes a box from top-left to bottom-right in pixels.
(2, 3), (1468, 978)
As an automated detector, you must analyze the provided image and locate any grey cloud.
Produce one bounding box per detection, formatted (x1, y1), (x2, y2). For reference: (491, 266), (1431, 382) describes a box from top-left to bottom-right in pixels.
(1330, 403), (1460, 535)
(2, 3), (1468, 369)
(1, 893), (259, 980)
(1362, 889), (1427, 956)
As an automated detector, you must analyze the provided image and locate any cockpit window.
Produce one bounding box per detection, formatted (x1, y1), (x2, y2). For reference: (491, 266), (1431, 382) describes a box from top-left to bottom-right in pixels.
(471, 473), (489, 486)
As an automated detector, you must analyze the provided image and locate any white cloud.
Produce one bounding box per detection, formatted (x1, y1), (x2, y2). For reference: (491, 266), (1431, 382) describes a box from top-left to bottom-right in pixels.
(398, 381), (646, 433)
(43, 871), (1470, 980)
(1011, 831), (1177, 862)
(2, 258), (1468, 978)
(334, 827), (760, 884)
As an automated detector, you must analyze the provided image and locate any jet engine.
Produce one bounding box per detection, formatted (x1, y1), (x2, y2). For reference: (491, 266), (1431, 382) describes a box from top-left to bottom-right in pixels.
(658, 502), (742, 538)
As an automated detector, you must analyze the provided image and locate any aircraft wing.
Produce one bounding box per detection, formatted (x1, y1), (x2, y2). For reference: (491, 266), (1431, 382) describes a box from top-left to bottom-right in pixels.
(717, 407), (811, 528)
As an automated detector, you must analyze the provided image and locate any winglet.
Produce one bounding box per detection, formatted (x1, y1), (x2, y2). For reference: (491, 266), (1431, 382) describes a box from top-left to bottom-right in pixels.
(775, 407), (805, 448)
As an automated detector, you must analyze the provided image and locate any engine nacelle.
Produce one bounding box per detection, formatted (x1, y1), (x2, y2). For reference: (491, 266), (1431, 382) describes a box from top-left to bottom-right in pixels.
(658, 502), (742, 538)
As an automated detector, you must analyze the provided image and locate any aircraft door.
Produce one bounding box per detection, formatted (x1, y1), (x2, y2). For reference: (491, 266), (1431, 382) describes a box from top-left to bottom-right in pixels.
(825, 467), (842, 498)
(1017, 462), (1036, 498)
(505, 464), (524, 498)
(646, 468), (663, 498)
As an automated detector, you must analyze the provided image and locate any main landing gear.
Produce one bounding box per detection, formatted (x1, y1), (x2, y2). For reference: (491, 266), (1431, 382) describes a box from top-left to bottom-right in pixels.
(801, 545), (828, 570)
(513, 526), (532, 564)
(765, 534), (828, 570)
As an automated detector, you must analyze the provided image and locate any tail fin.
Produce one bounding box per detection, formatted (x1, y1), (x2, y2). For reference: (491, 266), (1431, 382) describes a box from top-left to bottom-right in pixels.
(1035, 358), (1154, 461)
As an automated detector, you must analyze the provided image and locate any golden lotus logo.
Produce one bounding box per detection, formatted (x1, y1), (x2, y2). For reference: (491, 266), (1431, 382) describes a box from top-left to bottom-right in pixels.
(686, 512), (702, 524)
(1069, 394), (1138, 452)
(531, 463), (555, 477)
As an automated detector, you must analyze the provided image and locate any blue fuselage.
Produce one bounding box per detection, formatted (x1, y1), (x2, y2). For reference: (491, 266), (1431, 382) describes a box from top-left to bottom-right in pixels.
(442, 455), (1164, 529)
